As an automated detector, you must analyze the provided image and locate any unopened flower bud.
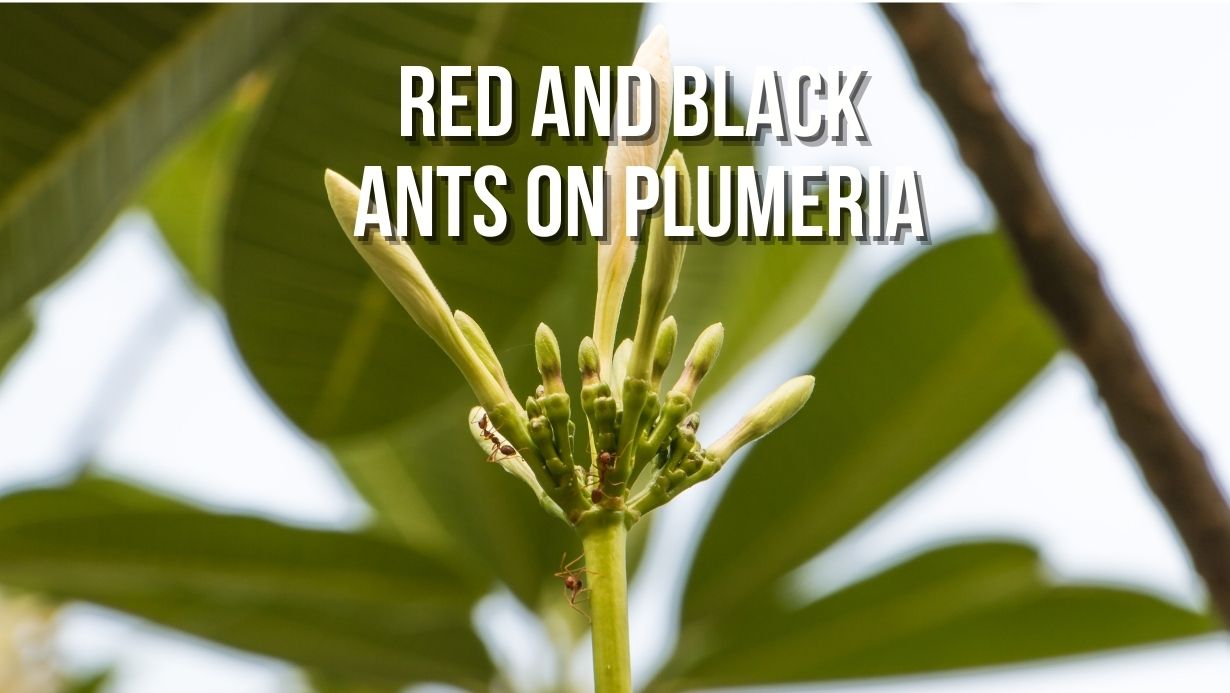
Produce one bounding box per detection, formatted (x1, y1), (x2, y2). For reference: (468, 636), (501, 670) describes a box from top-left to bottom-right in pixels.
(651, 316), (678, 390)
(540, 392), (575, 468)
(593, 26), (673, 376)
(594, 396), (619, 454)
(456, 310), (514, 401)
(530, 416), (569, 478)
(579, 336), (601, 386)
(639, 390), (691, 460)
(535, 322), (566, 394)
(628, 151), (689, 383)
(672, 323), (724, 399)
(708, 375), (815, 463)
(324, 170), (505, 409)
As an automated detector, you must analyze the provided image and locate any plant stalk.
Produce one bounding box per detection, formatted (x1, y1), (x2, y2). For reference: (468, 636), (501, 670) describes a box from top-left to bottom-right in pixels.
(580, 513), (631, 693)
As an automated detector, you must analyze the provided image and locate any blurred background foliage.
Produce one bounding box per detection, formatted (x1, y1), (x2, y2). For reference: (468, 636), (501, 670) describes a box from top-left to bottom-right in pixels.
(0, 4), (1215, 692)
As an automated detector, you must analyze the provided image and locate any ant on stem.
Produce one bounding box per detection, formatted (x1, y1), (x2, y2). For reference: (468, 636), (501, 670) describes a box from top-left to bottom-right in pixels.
(474, 412), (517, 463)
(555, 553), (595, 620)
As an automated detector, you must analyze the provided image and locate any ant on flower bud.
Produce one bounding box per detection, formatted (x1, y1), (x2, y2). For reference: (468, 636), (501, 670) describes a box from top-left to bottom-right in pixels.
(587, 451), (623, 503)
(474, 413), (517, 463)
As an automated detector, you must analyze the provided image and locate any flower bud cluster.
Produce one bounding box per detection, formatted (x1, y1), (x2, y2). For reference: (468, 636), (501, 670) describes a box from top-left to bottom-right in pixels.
(323, 28), (813, 526)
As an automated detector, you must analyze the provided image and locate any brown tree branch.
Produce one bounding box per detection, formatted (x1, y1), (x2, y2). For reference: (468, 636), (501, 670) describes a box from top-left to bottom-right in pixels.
(879, 3), (1230, 624)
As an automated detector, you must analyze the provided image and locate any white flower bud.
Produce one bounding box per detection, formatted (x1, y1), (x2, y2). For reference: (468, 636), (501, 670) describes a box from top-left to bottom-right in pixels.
(707, 376), (815, 463)
(324, 169), (507, 410)
(593, 25), (674, 377)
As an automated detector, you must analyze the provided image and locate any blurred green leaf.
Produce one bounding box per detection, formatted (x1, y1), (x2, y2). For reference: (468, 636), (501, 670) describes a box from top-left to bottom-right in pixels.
(62, 670), (111, 693)
(0, 310), (33, 376)
(684, 233), (1062, 624)
(0, 475), (196, 524)
(655, 542), (1214, 689)
(141, 77), (269, 291)
(0, 479), (494, 689)
(0, 5), (307, 317)
(308, 673), (402, 693)
(220, 4), (644, 440)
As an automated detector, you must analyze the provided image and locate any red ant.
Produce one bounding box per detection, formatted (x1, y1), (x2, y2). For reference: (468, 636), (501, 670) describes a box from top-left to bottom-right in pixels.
(474, 413), (517, 463)
(555, 553), (594, 620)
(587, 451), (622, 503)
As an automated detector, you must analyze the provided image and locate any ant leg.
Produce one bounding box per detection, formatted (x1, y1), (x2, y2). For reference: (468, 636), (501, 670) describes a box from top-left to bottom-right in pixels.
(486, 445), (520, 464)
(567, 592), (592, 622)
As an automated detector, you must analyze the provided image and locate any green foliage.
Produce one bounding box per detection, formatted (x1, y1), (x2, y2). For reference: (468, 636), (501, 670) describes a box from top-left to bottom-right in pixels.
(63, 670), (112, 693)
(0, 478), (492, 689)
(0, 5), (305, 317)
(0, 311), (32, 376)
(655, 542), (1214, 689)
(685, 233), (1063, 626)
(142, 78), (269, 292)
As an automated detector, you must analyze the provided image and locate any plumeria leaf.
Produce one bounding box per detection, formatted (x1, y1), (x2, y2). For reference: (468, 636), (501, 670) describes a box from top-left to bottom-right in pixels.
(684, 233), (1062, 623)
(653, 542), (1214, 689)
(0, 477), (493, 689)
(0, 5), (307, 316)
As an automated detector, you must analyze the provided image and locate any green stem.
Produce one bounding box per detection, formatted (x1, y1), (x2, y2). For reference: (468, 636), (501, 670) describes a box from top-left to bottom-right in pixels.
(580, 513), (631, 693)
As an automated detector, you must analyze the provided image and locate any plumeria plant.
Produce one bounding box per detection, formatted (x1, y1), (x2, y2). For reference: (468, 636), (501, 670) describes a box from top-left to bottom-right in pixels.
(0, 5), (1219, 692)
(323, 28), (813, 692)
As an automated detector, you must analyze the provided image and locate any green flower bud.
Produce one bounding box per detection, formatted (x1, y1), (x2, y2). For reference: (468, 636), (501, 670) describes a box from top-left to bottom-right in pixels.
(651, 316), (678, 391)
(580, 381), (606, 422)
(627, 151), (690, 383)
(324, 170), (506, 410)
(530, 415), (570, 478)
(593, 26), (673, 378)
(708, 375), (815, 463)
(672, 323), (724, 399)
(456, 310), (515, 401)
(638, 391), (691, 465)
(541, 392), (575, 469)
(535, 322), (566, 395)
(594, 396), (618, 454)
(579, 336), (601, 386)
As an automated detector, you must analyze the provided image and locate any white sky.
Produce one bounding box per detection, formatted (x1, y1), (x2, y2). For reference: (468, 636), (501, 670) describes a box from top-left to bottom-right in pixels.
(1, 3), (1229, 692)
